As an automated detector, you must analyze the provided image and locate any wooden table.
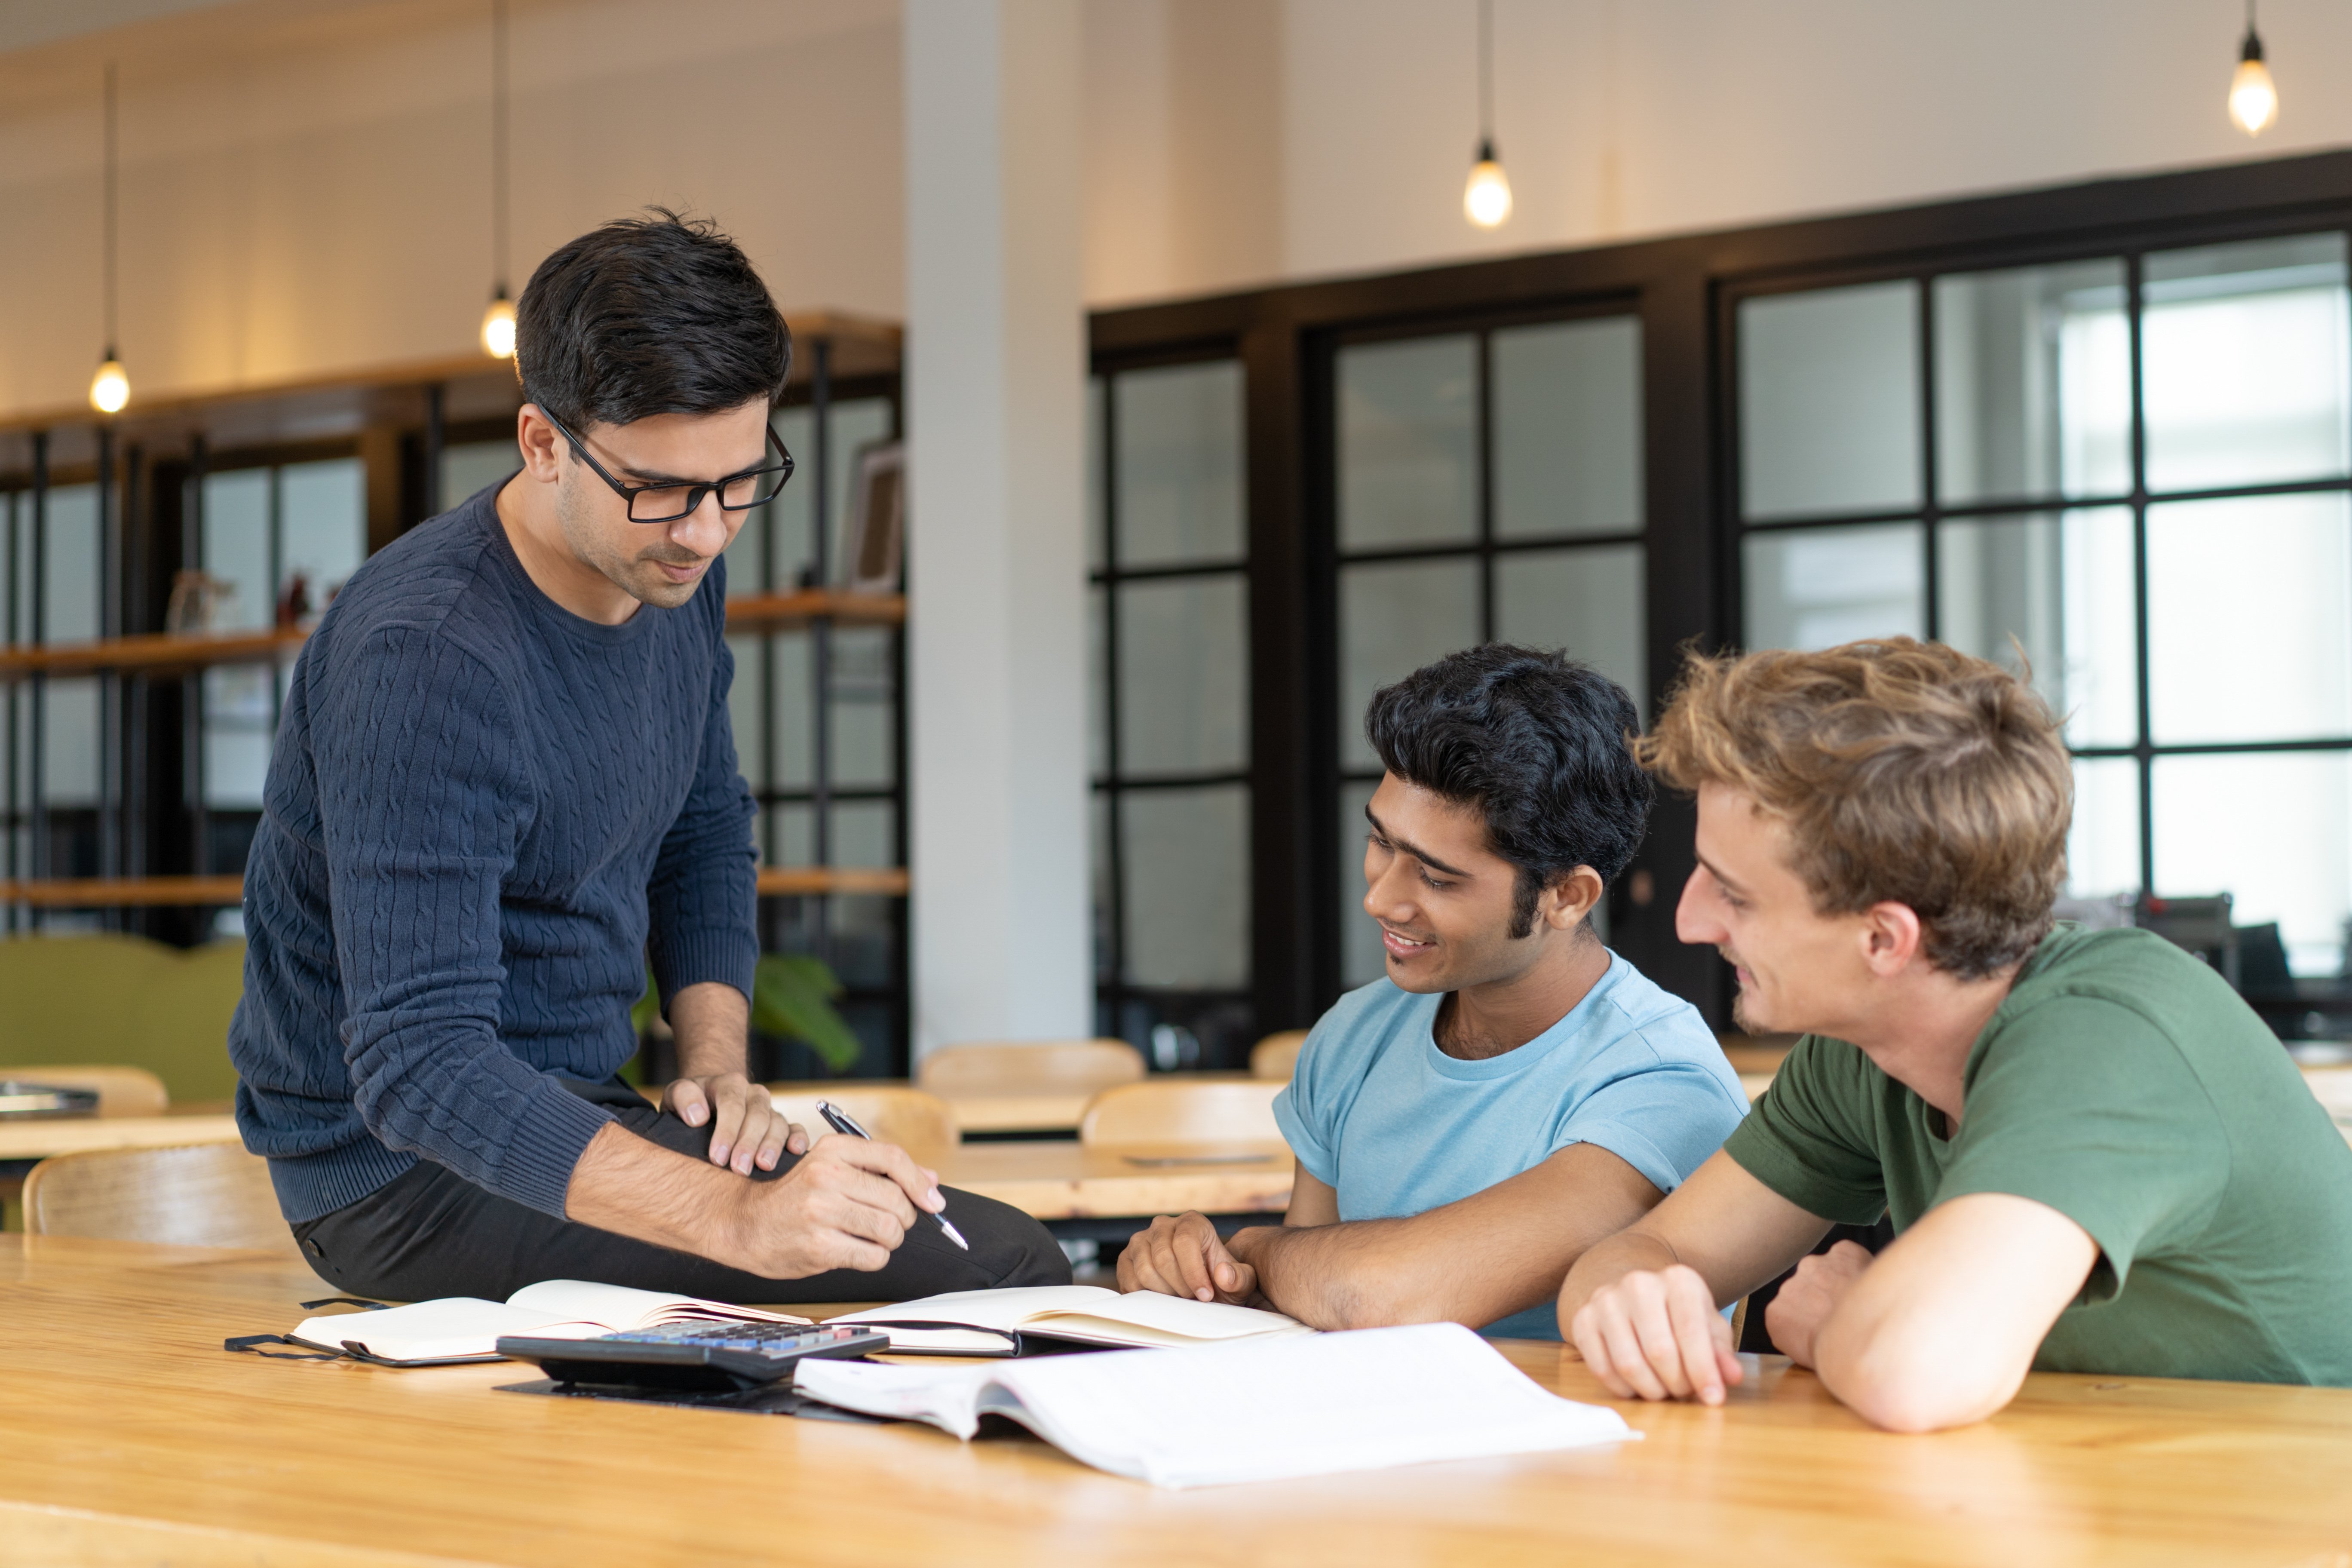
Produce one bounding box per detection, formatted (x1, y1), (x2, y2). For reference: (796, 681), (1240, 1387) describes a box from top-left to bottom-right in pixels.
(6, 1237), (2350, 1566)
(0, 1108), (239, 1162)
(941, 1140), (1294, 1221)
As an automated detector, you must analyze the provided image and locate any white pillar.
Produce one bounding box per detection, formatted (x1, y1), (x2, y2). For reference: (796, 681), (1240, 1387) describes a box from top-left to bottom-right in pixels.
(904, 0), (1091, 1056)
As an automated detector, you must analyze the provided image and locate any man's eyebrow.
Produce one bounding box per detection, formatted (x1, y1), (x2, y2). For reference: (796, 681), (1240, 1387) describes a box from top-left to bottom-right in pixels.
(1364, 805), (1473, 880)
(1695, 853), (1745, 896)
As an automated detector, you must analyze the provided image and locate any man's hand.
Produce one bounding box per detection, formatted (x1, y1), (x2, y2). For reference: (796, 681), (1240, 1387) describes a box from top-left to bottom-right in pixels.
(1763, 1240), (1873, 1369)
(1119, 1212), (1259, 1304)
(723, 1132), (947, 1278)
(1567, 1262), (1745, 1406)
(663, 1072), (804, 1175)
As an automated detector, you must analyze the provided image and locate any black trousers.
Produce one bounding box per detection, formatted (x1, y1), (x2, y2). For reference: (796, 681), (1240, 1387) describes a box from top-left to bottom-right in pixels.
(291, 1078), (1071, 1303)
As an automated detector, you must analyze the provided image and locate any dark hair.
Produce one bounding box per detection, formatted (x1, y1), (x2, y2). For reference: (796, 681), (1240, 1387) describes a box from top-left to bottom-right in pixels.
(515, 209), (791, 431)
(1366, 645), (1653, 939)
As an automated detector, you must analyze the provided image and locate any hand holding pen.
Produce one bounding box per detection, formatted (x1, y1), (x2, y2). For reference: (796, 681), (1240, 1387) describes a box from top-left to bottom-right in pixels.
(816, 1099), (970, 1250)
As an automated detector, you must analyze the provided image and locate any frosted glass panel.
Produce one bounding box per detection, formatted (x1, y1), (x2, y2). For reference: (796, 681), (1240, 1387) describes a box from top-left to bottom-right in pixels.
(1114, 361), (1244, 567)
(279, 458), (364, 608)
(1121, 786), (1249, 988)
(1740, 282), (1920, 519)
(202, 469), (271, 633)
(765, 398), (893, 589)
(41, 676), (100, 806)
(2154, 751), (2352, 976)
(1118, 575), (1248, 774)
(1936, 509), (2136, 748)
(766, 631), (812, 791)
(1935, 260), (2129, 503)
(2147, 493), (2351, 744)
(1493, 317), (1642, 538)
(828, 626), (897, 789)
(1337, 336), (1478, 550)
(1339, 557), (1481, 770)
(441, 440), (518, 512)
(1744, 523), (1924, 652)
(43, 485), (100, 643)
(2143, 234), (2351, 494)
(725, 634), (764, 790)
(831, 800), (895, 869)
(202, 664), (275, 809)
(1493, 545), (1647, 715)
(2068, 757), (2141, 901)
(1337, 778), (1385, 988)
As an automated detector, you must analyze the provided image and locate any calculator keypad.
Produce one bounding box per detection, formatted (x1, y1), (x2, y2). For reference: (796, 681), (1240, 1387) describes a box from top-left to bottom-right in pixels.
(596, 1323), (868, 1359)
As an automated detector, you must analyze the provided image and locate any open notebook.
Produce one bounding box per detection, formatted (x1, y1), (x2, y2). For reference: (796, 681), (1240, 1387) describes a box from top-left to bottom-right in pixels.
(289, 1281), (810, 1367)
(793, 1321), (1636, 1488)
(836, 1285), (1310, 1355)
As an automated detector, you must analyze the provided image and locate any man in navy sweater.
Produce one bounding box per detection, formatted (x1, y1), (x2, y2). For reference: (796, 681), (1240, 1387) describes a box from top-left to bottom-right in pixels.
(230, 212), (1066, 1301)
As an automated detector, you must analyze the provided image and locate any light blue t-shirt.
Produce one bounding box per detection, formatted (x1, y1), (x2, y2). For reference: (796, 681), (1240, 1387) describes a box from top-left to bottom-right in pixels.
(1272, 953), (1748, 1339)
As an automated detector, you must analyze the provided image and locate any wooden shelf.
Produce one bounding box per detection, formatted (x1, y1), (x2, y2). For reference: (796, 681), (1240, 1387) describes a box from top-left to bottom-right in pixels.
(724, 590), (905, 630)
(0, 628), (308, 682)
(1, 868), (905, 907)
(0, 876), (245, 908)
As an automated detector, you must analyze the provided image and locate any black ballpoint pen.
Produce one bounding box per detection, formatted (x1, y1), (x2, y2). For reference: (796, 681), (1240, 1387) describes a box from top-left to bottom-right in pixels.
(814, 1099), (970, 1250)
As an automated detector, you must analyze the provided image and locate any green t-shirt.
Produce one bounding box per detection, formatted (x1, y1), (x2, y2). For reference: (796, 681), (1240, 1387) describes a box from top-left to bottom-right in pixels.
(1724, 924), (2352, 1386)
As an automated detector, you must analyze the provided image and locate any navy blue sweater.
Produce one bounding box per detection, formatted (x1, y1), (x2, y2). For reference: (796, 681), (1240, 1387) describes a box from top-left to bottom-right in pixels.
(229, 484), (759, 1224)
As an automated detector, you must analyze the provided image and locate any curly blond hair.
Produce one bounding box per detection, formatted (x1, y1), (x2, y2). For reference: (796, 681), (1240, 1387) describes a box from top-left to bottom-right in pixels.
(1636, 638), (2071, 978)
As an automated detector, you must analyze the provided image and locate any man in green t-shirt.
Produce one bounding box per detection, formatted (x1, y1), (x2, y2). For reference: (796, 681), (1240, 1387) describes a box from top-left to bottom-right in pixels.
(1558, 638), (2352, 1432)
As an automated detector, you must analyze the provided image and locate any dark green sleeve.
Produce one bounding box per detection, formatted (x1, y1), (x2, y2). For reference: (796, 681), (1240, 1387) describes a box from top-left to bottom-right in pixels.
(1721, 1035), (1889, 1226)
(1934, 995), (2228, 1303)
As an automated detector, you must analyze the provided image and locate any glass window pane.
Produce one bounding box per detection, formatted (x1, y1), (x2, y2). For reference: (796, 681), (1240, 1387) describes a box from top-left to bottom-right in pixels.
(1935, 259), (2128, 503)
(1087, 584), (1108, 779)
(2148, 493), (2351, 744)
(1086, 377), (1106, 574)
(202, 664), (273, 809)
(767, 802), (813, 867)
(1337, 335), (1479, 550)
(1493, 316), (1642, 538)
(279, 458), (364, 611)
(1493, 544), (1647, 715)
(767, 408), (814, 589)
(43, 484), (100, 643)
(1120, 785), (1249, 989)
(1092, 792), (1114, 980)
(2067, 757), (2141, 901)
(825, 399), (895, 577)
(1339, 557), (1481, 770)
(1117, 575), (1248, 775)
(1114, 361), (1244, 567)
(1337, 778), (1385, 989)
(41, 676), (100, 806)
(1936, 508), (2136, 749)
(2143, 233), (2350, 494)
(1743, 523), (1924, 652)
(1739, 281), (1921, 520)
(828, 626), (897, 789)
(202, 470), (271, 634)
(767, 630), (812, 790)
(831, 800), (896, 869)
(2154, 751), (2351, 977)
(440, 439), (518, 512)
(722, 488), (765, 597)
(725, 633), (765, 790)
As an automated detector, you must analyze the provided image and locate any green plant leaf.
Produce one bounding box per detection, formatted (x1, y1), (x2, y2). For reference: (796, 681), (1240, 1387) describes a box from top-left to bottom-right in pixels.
(630, 968), (661, 1037)
(751, 954), (865, 1074)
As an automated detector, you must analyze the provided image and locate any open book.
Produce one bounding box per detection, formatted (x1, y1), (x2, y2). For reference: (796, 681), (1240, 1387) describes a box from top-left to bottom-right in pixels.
(836, 1285), (1310, 1355)
(290, 1281), (810, 1367)
(793, 1321), (1637, 1488)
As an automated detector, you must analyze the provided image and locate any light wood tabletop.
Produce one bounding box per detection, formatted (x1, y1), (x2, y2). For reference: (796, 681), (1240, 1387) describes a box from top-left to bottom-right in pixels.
(941, 1139), (1294, 1220)
(5, 1236), (2349, 1567)
(0, 1110), (240, 1162)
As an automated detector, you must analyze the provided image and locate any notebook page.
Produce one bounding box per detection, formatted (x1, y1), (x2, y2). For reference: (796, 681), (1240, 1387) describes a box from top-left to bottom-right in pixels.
(505, 1280), (810, 1329)
(292, 1298), (582, 1362)
(789, 1358), (997, 1436)
(1025, 1290), (1305, 1343)
(840, 1286), (1122, 1332)
(843, 1286), (1302, 1344)
(988, 1322), (1634, 1488)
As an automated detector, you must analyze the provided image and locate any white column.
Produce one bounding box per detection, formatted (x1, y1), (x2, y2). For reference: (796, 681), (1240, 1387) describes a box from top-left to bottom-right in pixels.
(903, 0), (1091, 1056)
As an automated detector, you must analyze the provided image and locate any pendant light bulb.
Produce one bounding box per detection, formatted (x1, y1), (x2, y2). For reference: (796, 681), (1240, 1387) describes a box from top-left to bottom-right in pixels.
(1464, 138), (1513, 228)
(481, 287), (517, 359)
(2228, 26), (2277, 136)
(89, 350), (129, 415)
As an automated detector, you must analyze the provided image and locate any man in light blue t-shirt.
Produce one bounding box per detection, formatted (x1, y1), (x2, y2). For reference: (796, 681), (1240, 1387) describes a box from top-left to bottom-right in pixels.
(1119, 646), (1748, 1338)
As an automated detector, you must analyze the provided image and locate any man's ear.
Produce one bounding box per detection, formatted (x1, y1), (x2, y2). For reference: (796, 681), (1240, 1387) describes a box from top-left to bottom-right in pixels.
(1542, 866), (1607, 933)
(1859, 901), (1926, 976)
(515, 405), (564, 482)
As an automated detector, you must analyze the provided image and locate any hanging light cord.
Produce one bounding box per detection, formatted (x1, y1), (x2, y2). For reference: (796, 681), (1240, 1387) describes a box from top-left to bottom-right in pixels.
(102, 61), (117, 354)
(1477, 0), (1494, 145)
(491, 0), (509, 297)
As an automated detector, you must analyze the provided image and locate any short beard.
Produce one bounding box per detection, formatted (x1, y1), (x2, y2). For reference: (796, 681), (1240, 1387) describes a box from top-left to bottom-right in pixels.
(554, 470), (698, 607)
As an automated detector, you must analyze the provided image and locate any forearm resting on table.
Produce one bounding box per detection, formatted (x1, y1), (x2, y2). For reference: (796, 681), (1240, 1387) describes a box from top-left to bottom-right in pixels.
(1555, 1227), (1693, 1322)
(564, 1120), (757, 1265)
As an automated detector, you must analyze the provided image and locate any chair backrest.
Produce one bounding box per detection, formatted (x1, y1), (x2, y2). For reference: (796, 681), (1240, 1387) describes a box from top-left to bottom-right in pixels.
(1079, 1079), (1287, 1150)
(1249, 1031), (1309, 1081)
(0, 1063), (168, 1117)
(917, 1040), (1144, 1097)
(767, 1086), (960, 1169)
(23, 1142), (296, 1253)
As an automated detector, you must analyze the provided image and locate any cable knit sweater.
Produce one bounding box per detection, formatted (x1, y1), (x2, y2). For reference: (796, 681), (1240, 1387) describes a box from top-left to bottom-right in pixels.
(229, 482), (758, 1224)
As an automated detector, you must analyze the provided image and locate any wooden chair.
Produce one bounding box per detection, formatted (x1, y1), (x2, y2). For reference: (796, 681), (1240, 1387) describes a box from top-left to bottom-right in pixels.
(767, 1086), (960, 1169)
(22, 1142), (298, 1254)
(1079, 1079), (1287, 1150)
(917, 1040), (1144, 1098)
(0, 1064), (169, 1117)
(1249, 1031), (1309, 1081)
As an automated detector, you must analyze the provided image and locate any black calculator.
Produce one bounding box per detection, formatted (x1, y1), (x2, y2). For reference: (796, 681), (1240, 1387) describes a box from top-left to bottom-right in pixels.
(495, 1321), (890, 1392)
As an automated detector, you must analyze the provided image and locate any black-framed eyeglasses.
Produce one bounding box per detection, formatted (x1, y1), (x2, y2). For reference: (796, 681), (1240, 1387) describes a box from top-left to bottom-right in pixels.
(542, 408), (795, 523)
